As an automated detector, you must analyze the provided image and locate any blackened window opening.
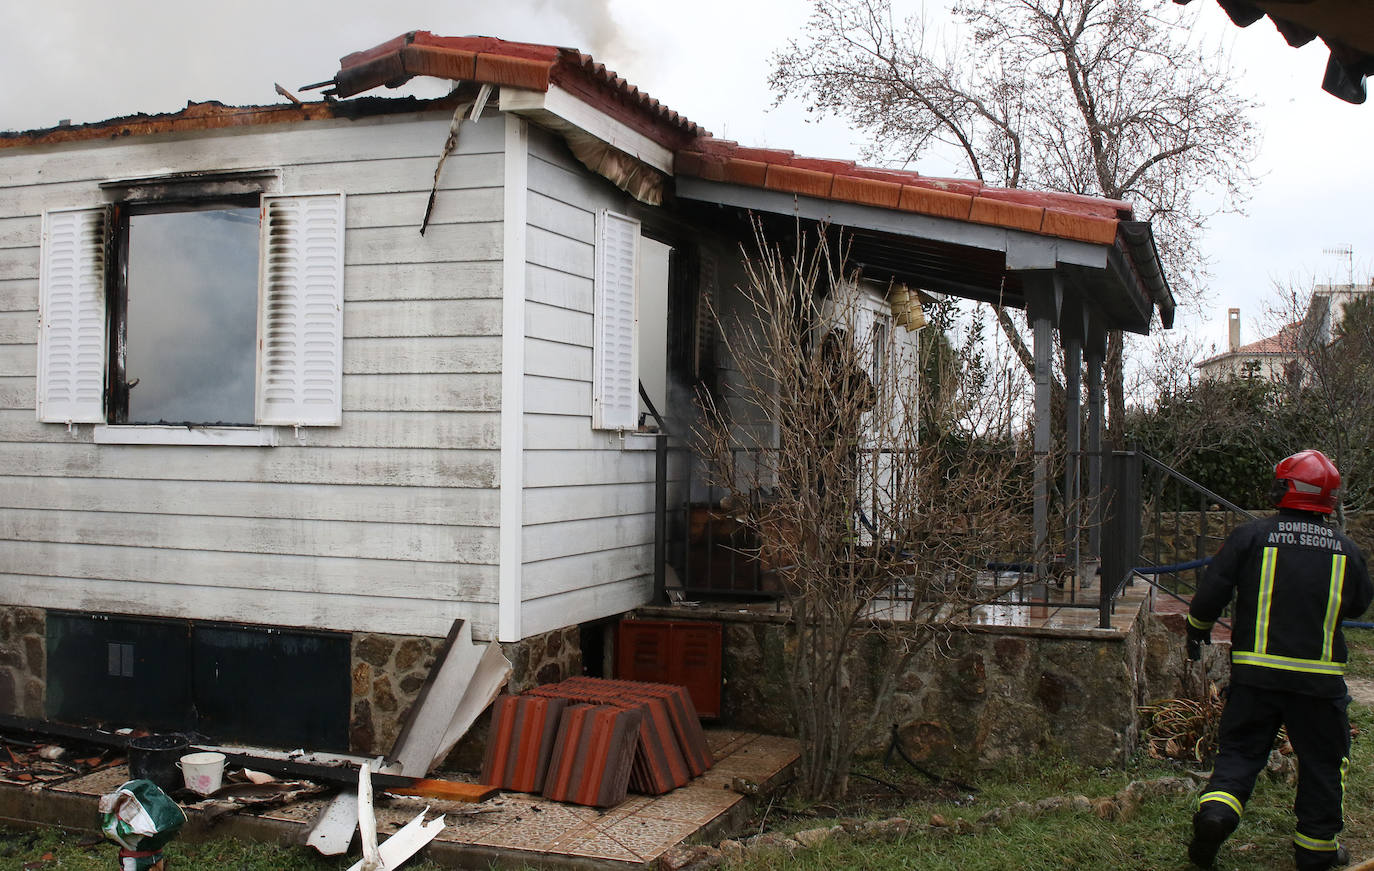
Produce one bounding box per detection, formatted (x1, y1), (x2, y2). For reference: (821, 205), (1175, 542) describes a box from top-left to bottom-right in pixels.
(107, 196), (261, 425)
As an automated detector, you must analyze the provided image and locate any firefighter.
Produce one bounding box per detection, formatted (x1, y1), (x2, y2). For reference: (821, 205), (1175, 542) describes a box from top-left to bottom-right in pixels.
(1186, 449), (1373, 870)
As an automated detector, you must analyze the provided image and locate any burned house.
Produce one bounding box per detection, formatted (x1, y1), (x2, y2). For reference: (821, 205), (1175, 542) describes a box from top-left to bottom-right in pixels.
(0, 32), (1172, 752)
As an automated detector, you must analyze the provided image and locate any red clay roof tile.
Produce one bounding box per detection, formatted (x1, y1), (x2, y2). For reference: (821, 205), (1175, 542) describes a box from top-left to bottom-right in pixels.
(969, 197), (1045, 233)
(831, 175), (903, 209)
(721, 158), (769, 188)
(764, 164), (835, 199)
(898, 184), (974, 221)
(1040, 210), (1120, 246)
(399, 45), (477, 82)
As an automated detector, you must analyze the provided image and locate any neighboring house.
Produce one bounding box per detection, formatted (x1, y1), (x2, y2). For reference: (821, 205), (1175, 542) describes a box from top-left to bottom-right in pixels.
(1198, 284), (1374, 383)
(1196, 308), (1300, 382)
(0, 32), (1173, 752)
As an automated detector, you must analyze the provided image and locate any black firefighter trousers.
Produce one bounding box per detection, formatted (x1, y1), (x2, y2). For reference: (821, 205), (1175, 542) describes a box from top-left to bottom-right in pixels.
(1201, 684), (1351, 869)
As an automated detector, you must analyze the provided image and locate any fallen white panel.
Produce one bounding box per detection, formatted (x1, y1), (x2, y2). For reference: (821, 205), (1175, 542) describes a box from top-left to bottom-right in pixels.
(307, 792), (359, 856)
(345, 810), (446, 871)
(431, 640), (513, 770)
(358, 761), (380, 871)
(390, 620), (487, 776)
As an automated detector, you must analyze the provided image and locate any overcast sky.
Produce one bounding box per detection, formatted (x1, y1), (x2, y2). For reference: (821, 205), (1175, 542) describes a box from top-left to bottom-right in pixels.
(2, 0), (1369, 355)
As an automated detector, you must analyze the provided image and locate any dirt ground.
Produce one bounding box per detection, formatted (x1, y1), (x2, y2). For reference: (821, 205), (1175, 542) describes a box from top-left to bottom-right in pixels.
(1349, 678), (1374, 708)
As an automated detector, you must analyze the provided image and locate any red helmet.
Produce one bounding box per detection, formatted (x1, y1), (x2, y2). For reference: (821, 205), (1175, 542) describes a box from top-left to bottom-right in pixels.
(1272, 450), (1340, 514)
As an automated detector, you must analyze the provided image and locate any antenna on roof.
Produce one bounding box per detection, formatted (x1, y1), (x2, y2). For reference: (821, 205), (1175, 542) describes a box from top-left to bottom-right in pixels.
(1323, 244), (1354, 285)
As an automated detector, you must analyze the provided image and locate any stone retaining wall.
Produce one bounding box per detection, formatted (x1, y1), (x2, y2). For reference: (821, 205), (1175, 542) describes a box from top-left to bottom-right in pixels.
(644, 605), (1149, 769)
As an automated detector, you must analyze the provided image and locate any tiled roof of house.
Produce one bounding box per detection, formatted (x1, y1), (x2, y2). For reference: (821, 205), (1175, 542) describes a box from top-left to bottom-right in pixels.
(1196, 322), (1301, 368)
(0, 31), (1144, 251)
(673, 140), (1127, 246)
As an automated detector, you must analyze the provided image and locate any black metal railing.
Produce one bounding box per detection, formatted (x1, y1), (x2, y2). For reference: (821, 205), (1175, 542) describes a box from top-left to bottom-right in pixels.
(1099, 448), (1254, 628)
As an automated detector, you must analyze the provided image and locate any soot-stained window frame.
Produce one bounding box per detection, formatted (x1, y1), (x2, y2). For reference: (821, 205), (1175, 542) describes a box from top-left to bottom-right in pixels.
(102, 170), (281, 430)
(106, 194), (264, 426)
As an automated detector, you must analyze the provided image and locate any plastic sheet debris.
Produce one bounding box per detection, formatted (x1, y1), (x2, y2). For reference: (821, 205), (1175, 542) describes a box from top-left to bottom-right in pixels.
(98, 779), (186, 871)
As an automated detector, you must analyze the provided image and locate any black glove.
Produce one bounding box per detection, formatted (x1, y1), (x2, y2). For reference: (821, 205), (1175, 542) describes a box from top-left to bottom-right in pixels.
(1186, 622), (1212, 661)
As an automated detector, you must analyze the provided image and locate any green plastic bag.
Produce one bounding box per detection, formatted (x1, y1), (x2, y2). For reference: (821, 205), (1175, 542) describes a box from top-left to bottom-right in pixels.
(98, 779), (186, 871)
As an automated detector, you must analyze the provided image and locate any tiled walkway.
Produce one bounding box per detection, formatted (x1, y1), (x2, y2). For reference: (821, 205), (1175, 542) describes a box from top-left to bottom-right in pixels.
(49, 729), (799, 869)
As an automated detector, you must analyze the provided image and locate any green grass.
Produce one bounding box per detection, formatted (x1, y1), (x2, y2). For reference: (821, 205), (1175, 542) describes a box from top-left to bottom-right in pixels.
(1347, 626), (1374, 681)
(0, 826), (451, 871)
(725, 702), (1374, 870)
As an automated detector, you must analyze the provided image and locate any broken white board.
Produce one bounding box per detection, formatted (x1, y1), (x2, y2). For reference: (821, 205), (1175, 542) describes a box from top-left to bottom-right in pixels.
(390, 619), (511, 776)
(307, 792), (359, 856)
(431, 640), (513, 768)
(344, 809), (446, 871)
(358, 761), (380, 871)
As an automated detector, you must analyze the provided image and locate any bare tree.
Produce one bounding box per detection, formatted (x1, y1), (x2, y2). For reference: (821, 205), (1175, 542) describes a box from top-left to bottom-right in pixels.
(771, 0), (1258, 445)
(1268, 283), (1374, 524)
(696, 226), (1034, 800)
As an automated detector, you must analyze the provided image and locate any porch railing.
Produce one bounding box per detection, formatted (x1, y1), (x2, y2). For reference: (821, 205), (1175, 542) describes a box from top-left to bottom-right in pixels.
(1099, 448), (1254, 628)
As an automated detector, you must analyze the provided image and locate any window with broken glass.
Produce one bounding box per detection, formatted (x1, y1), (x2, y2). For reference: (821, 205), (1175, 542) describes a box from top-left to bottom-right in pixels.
(109, 199), (261, 425)
(37, 176), (346, 435)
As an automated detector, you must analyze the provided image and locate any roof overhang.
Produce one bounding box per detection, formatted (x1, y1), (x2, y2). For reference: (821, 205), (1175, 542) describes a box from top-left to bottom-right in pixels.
(676, 177), (1173, 336)
(1176, 0), (1374, 102)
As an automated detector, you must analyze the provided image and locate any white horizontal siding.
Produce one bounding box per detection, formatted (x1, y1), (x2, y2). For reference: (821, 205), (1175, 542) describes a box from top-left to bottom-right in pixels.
(521, 575), (653, 639)
(0, 572), (496, 638)
(0, 475), (499, 526)
(0, 111), (508, 637)
(517, 131), (656, 619)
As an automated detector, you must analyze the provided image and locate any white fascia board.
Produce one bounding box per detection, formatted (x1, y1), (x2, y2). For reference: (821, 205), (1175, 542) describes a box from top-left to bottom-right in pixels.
(675, 177), (1108, 270)
(500, 85), (675, 175)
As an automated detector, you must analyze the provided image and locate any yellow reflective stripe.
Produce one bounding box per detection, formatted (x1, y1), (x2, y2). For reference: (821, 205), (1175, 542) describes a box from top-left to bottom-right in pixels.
(1187, 614), (1213, 631)
(1199, 791), (1243, 816)
(1255, 547), (1277, 654)
(1341, 757), (1349, 818)
(1322, 554), (1346, 661)
(1232, 650), (1346, 675)
(1294, 832), (1339, 852)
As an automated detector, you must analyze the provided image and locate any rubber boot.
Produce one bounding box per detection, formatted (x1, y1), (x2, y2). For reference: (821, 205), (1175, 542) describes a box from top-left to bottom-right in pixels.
(1295, 843), (1350, 870)
(1188, 804), (1240, 869)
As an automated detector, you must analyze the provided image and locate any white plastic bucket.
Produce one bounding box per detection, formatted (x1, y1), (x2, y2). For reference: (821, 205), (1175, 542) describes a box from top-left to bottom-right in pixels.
(178, 751), (226, 796)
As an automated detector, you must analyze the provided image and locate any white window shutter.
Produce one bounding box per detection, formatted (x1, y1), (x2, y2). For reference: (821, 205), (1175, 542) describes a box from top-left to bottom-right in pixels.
(593, 210), (640, 430)
(37, 207), (107, 423)
(256, 193), (345, 427)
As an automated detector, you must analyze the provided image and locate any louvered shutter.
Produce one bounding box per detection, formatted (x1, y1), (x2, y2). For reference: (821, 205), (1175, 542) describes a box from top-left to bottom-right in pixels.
(37, 207), (108, 423)
(256, 193), (345, 426)
(593, 210), (640, 430)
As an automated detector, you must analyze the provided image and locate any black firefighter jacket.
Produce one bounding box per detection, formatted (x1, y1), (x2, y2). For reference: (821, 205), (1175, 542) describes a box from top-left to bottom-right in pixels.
(1189, 509), (1374, 698)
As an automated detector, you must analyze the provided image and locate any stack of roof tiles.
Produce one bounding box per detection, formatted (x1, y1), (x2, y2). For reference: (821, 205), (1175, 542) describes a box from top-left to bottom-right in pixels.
(480, 695), (568, 792)
(541, 704), (643, 807)
(481, 677), (713, 808)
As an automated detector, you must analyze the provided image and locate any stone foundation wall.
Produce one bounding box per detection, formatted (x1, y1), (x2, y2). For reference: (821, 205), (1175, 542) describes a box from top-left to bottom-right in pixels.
(1, 603), (588, 768)
(0, 606), (45, 717)
(349, 632), (445, 754)
(705, 610), (1148, 769)
(349, 623), (584, 765)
